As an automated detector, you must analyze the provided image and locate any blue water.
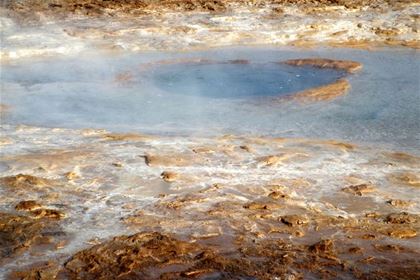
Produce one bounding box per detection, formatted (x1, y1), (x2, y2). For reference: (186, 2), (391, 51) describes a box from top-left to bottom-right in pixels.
(1, 47), (419, 152)
(150, 62), (344, 99)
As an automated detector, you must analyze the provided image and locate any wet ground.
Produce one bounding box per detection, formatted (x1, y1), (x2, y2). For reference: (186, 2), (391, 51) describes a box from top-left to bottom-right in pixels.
(0, 1), (420, 279)
(1, 48), (420, 279)
(0, 124), (419, 279)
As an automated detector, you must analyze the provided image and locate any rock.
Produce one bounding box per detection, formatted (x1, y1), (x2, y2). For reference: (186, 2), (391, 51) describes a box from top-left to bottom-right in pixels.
(288, 79), (350, 103)
(239, 145), (253, 153)
(112, 162), (123, 168)
(64, 232), (202, 279)
(192, 147), (215, 154)
(387, 199), (412, 208)
(348, 247), (363, 254)
(243, 201), (281, 210)
(317, 140), (355, 151)
(9, 261), (60, 280)
(387, 228), (417, 239)
(64, 171), (79, 180)
(0, 174), (51, 189)
(388, 172), (420, 187)
(142, 154), (190, 167)
(284, 58), (363, 73)
(160, 195), (206, 210)
(268, 191), (289, 200)
(374, 244), (404, 252)
(365, 212), (380, 218)
(342, 184), (375, 196)
(103, 133), (152, 142)
(294, 230), (305, 237)
(258, 153), (308, 167)
(385, 212), (417, 224)
(280, 215), (309, 227)
(258, 155), (281, 167)
(15, 201), (42, 211)
(30, 209), (65, 220)
(309, 239), (335, 255)
(0, 212), (60, 261)
(160, 171), (179, 182)
(361, 234), (376, 240)
(383, 152), (420, 165)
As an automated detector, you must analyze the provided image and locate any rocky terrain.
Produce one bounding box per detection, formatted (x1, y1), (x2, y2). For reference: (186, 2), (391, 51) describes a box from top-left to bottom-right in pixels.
(1, 0), (419, 60)
(0, 125), (419, 279)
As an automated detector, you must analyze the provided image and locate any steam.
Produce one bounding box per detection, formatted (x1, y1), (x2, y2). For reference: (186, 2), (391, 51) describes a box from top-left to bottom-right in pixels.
(1, 47), (419, 152)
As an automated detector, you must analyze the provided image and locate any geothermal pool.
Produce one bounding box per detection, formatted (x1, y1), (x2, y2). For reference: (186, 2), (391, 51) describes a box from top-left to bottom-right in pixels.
(150, 61), (345, 98)
(1, 47), (419, 152)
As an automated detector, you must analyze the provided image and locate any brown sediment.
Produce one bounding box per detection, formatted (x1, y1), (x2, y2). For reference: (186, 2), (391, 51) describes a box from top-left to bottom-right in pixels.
(257, 152), (309, 167)
(280, 215), (309, 227)
(192, 146), (216, 154)
(328, 39), (420, 50)
(64, 232), (203, 279)
(1, 0), (418, 61)
(142, 153), (194, 167)
(385, 39), (420, 49)
(0, 174), (53, 190)
(103, 133), (153, 142)
(2, 128), (420, 278)
(284, 79), (350, 103)
(160, 171), (179, 182)
(268, 190), (289, 200)
(387, 199), (413, 208)
(0, 104), (10, 113)
(30, 209), (66, 220)
(384, 151), (420, 165)
(309, 139), (356, 151)
(64, 171), (79, 180)
(15, 200), (43, 211)
(8, 261), (60, 280)
(1, 150), (95, 173)
(387, 172), (420, 187)
(56, 223), (420, 279)
(0, 212), (62, 263)
(385, 212), (418, 224)
(3, 0), (417, 16)
(158, 194), (208, 210)
(342, 183), (376, 196)
(112, 162), (123, 168)
(387, 228), (417, 239)
(257, 155), (282, 167)
(284, 58), (363, 73)
(243, 201), (282, 210)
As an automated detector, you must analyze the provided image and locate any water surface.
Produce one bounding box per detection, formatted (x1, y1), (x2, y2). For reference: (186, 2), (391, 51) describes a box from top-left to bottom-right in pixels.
(1, 47), (419, 152)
